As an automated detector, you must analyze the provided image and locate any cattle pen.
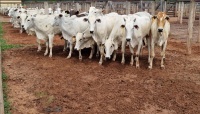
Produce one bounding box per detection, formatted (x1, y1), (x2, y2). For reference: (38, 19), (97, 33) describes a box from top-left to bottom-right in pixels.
(0, 0), (200, 114)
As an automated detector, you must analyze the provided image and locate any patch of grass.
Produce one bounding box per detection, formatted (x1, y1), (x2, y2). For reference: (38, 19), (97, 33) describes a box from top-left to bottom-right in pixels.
(0, 22), (22, 114)
(0, 23), (21, 51)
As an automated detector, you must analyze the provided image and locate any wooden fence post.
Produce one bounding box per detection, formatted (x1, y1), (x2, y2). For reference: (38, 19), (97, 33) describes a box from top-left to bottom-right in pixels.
(178, 2), (181, 21)
(187, 0), (195, 54)
(126, 1), (130, 15)
(198, 13), (200, 43)
(180, 2), (184, 24)
(44, 2), (48, 15)
(193, 3), (197, 22)
(163, 0), (167, 12)
(151, 1), (155, 15)
(140, 0), (143, 11)
(0, 47), (4, 114)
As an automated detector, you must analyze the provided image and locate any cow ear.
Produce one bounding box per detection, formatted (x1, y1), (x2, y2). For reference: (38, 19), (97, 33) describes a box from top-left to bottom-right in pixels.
(165, 16), (169, 20)
(83, 18), (88, 22)
(121, 25), (125, 28)
(152, 15), (157, 19)
(65, 10), (70, 14)
(59, 14), (63, 18)
(96, 19), (101, 23)
(75, 11), (79, 15)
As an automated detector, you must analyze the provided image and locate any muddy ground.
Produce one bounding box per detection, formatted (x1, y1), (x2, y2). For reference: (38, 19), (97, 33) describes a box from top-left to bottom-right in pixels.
(1, 16), (200, 114)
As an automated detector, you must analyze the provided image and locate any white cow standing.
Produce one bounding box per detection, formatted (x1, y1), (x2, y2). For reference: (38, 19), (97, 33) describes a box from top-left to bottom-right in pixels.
(104, 15), (127, 64)
(125, 12), (152, 68)
(83, 10), (119, 65)
(52, 14), (89, 58)
(24, 14), (61, 57)
(74, 31), (95, 60)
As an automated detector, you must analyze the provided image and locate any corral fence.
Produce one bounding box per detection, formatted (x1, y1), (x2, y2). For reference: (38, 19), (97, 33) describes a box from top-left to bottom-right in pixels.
(21, 0), (200, 18)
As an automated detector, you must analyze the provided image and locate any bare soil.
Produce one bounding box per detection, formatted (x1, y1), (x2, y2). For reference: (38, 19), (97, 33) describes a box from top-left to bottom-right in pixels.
(1, 16), (200, 114)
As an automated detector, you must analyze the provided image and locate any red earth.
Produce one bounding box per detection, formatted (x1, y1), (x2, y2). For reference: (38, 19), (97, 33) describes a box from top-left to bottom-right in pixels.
(1, 15), (200, 114)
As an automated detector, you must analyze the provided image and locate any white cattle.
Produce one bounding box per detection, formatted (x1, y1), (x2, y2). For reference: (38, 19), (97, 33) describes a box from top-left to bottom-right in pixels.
(24, 14), (61, 57)
(125, 12), (152, 68)
(74, 31), (95, 60)
(148, 12), (170, 69)
(104, 15), (127, 64)
(83, 11), (119, 64)
(52, 14), (89, 58)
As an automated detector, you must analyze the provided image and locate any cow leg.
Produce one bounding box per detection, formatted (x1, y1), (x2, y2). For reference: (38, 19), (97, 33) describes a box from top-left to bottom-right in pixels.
(112, 50), (117, 61)
(99, 45), (104, 65)
(44, 39), (49, 56)
(67, 42), (73, 59)
(20, 28), (23, 34)
(135, 40), (143, 68)
(147, 38), (151, 63)
(89, 44), (95, 59)
(48, 34), (54, 58)
(121, 40), (126, 64)
(96, 45), (100, 57)
(79, 50), (82, 61)
(63, 39), (68, 51)
(129, 44), (134, 66)
(36, 38), (41, 52)
(148, 40), (155, 69)
(161, 41), (168, 69)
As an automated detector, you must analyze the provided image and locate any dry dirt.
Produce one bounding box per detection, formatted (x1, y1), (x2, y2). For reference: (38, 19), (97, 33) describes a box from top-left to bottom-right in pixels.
(1, 15), (200, 114)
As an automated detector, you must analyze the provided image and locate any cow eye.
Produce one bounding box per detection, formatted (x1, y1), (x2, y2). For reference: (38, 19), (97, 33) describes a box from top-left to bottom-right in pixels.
(27, 20), (30, 21)
(83, 18), (88, 22)
(17, 16), (20, 19)
(79, 39), (82, 41)
(96, 19), (101, 23)
(121, 25), (125, 28)
(134, 25), (139, 29)
(165, 17), (169, 20)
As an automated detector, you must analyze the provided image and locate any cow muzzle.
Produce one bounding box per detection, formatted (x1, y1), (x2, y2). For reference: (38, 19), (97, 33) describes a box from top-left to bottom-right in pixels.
(126, 39), (131, 42)
(106, 57), (110, 60)
(90, 31), (94, 34)
(158, 28), (163, 33)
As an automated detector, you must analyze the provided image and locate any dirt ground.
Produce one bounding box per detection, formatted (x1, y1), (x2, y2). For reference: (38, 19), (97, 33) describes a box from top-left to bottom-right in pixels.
(1, 15), (200, 114)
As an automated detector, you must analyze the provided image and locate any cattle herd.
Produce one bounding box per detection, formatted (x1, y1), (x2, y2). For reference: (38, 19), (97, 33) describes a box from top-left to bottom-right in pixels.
(0, 6), (170, 69)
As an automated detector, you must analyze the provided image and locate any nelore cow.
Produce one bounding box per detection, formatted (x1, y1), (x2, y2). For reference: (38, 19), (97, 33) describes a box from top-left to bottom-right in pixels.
(52, 13), (88, 59)
(83, 9), (119, 65)
(148, 12), (170, 69)
(104, 15), (127, 64)
(124, 12), (152, 68)
(74, 31), (95, 60)
(24, 14), (61, 57)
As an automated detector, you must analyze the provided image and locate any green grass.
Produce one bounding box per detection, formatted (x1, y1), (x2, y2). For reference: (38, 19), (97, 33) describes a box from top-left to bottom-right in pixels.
(0, 22), (22, 114)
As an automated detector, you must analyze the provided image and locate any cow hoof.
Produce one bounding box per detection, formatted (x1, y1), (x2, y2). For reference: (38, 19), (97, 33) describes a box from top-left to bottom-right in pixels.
(121, 60), (125, 65)
(49, 55), (52, 58)
(112, 58), (116, 61)
(89, 56), (92, 59)
(136, 65), (140, 68)
(37, 50), (41, 52)
(99, 62), (103, 65)
(44, 52), (48, 56)
(79, 57), (82, 61)
(148, 66), (152, 69)
(66, 56), (71, 59)
(130, 62), (133, 66)
(161, 65), (165, 69)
